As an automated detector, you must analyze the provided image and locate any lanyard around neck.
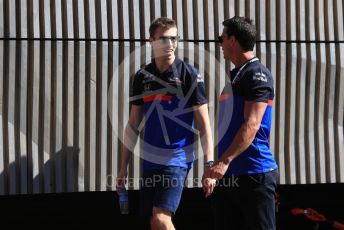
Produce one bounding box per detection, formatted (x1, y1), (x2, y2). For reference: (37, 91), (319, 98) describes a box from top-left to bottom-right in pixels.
(231, 57), (259, 84)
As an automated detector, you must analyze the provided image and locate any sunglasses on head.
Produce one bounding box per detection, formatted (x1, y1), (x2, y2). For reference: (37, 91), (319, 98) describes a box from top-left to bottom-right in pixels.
(158, 36), (179, 44)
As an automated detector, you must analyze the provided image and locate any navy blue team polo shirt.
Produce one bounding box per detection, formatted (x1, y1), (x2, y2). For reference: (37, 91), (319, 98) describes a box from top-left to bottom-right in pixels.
(131, 57), (207, 172)
(218, 58), (278, 176)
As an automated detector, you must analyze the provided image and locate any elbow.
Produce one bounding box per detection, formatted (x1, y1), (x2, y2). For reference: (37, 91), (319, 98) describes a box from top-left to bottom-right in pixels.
(126, 122), (140, 135)
(245, 120), (260, 135)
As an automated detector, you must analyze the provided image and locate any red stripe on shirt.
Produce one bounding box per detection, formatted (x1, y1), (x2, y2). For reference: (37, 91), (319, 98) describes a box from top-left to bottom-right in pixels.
(143, 94), (173, 102)
(219, 93), (230, 101)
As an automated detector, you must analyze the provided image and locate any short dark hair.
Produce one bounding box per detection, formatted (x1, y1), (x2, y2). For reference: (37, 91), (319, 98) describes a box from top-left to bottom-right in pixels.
(222, 16), (256, 51)
(149, 17), (177, 37)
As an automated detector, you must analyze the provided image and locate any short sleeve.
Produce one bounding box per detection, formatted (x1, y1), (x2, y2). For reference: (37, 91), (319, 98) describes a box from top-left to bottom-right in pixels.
(130, 71), (144, 105)
(244, 70), (274, 102)
(189, 70), (208, 105)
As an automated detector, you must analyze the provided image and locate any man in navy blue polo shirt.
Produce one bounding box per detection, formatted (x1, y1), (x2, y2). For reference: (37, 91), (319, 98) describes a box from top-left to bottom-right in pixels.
(116, 17), (214, 230)
(203, 16), (278, 230)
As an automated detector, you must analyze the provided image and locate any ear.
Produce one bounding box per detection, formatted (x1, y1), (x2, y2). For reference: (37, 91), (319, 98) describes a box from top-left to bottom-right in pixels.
(229, 36), (236, 46)
(149, 37), (154, 45)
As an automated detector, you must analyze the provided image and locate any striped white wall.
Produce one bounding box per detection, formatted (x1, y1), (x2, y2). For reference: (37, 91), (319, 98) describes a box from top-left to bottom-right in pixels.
(0, 0), (344, 195)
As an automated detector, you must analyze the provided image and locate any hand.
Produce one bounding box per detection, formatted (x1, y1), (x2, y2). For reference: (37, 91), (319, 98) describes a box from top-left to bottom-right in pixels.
(116, 168), (127, 195)
(203, 159), (230, 180)
(202, 176), (216, 197)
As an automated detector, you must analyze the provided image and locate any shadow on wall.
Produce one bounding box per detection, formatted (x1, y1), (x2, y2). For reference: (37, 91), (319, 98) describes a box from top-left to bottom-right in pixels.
(0, 146), (80, 194)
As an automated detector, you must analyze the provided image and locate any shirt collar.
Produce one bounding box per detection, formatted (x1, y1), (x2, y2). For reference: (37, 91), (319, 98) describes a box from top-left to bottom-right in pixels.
(152, 57), (181, 74)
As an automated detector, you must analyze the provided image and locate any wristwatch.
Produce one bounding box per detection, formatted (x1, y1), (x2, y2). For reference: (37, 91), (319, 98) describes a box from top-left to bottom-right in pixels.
(204, 160), (214, 168)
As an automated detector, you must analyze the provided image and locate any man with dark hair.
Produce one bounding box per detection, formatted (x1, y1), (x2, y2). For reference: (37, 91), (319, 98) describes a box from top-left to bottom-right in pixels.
(203, 16), (278, 230)
(117, 17), (215, 230)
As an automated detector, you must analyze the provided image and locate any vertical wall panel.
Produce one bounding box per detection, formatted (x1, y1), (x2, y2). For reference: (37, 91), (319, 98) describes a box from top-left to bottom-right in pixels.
(160, 0), (166, 17)
(7, 42), (15, 194)
(94, 0), (102, 191)
(35, 0), (45, 195)
(2, 40), (10, 194)
(116, 0), (124, 185)
(0, 41), (4, 195)
(77, 42), (85, 192)
(54, 42), (63, 193)
(95, 41), (102, 191)
(323, 0), (337, 183)
(0, 0), (4, 38)
(44, 0), (51, 38)
(19, 41), (28, 194)
(20, 0), (27, 38)
(55, 0), (62, 39)
(38, 41), (46, 193)
(26, 40), (34, 194)
(66, 0), (73, 38)
(50, 0), (56, 39)
(294, 0), (307, 184)
(49, 40), (57, 193)
(61, 0), (68, 39)
(8, 0), (16, 37)
(33, 0), (40, 38)
(32, 41), (41, 194)
(333, 0), (344, 182)
(101, 44), (108, 190)
(127, 0), (135, 189)
(88, 44), (96, 191)
(14, 41), (22, 193)
(314, 0), (327, 183)
(72, 0), (79, 39)
(78, 0), (84, 39)
(106, 0), (114, 191)
(72, 0), (80, 194)
(304, 0), (317, 184)
(84, 41), (91, 191)
(15, 0), (21, 37)
(111, 44), (119, 190)
(42, 42), (51, 193)
(65, 42), (75, 192)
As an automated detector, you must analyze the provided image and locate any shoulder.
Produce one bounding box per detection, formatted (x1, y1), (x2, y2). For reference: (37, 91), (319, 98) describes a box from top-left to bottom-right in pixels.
(180, 60), (203, 82)
(244, 62), (274, 85)
(184, 62), (200, 75)
(135, 63), (154, 80)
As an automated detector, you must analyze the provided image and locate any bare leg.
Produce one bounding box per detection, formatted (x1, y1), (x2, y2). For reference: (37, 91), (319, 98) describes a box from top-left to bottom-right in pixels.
(150, 207), (175, 230)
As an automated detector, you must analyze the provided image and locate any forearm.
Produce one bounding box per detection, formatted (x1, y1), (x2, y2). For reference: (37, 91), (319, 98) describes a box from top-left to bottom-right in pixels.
(220, 121), (258, 164)
(120, 122), (140, 170)
(194, 104), (214, 163)
(199, 121), (216, 197)
(199, 127), (214, 163)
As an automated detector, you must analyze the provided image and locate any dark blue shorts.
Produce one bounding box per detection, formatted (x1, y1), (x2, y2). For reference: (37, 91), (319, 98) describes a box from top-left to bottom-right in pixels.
(139, 166), (189, 217)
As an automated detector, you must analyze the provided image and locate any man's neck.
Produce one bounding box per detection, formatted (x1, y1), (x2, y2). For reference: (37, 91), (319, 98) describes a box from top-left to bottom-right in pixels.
(233, 51), (255, 68)
(154, 55), (176, 73)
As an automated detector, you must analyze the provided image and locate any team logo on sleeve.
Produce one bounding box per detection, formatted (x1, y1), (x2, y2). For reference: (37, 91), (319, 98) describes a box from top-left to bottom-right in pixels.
(196, 73), (204, 83)
(253, 72), (267, 82)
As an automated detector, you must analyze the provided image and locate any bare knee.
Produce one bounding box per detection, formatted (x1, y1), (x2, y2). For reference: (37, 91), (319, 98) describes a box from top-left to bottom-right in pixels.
(150, 215), (167, 228)
(150, 207), (175, 230)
